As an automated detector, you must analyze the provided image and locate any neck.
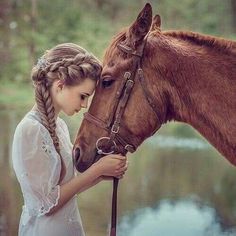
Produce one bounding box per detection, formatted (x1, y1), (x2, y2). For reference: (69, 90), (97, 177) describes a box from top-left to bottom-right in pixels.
(53, 106), (60, 119)
(32, 104), (60, 120)
(150, 33), (236, 165)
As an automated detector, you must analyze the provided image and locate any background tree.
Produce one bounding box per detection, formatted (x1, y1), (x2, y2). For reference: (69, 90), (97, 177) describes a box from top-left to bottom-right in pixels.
(232, 0), (236, 33)
(0, 0), (235, 85)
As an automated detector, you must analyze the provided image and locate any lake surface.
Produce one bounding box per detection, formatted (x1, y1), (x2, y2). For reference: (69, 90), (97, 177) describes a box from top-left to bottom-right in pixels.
(1, 109), (236, 236)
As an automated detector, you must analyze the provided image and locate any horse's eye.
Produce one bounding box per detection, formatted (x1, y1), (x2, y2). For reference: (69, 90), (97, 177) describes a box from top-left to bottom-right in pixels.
(102, 79), (114, 88)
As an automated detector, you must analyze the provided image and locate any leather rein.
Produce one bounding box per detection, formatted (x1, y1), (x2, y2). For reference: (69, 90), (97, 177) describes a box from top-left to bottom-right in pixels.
(83, 36), (160, 236)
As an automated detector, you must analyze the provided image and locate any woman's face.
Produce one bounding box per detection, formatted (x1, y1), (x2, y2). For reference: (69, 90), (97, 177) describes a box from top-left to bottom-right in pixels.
(54, 78), (96, 116)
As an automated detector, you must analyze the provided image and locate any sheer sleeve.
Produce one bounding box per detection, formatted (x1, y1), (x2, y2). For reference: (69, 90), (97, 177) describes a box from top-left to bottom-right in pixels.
(12, 117), (61, 217)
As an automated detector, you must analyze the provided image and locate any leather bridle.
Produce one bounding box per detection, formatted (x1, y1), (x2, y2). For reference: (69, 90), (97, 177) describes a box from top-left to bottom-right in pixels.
(83, 36), (161, 236)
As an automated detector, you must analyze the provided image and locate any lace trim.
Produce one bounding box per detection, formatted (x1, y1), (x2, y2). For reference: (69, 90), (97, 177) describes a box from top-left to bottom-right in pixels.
(39, 125), (61, 188)
(38, 185), (61, 217)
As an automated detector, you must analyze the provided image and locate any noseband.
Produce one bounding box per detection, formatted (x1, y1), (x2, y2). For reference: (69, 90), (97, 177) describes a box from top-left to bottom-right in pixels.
(82, 36), (161, 236)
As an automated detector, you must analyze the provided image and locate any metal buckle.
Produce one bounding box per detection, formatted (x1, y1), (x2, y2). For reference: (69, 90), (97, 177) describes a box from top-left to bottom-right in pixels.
(117, 43), (133, 54)
(96, 137), (117, 155)
(126, 79), (134, 87)
(125, 144), (135, 153)
(138, 68), (143, 76)
(124, 71), (131, 79)
(111, 124), (120, 134)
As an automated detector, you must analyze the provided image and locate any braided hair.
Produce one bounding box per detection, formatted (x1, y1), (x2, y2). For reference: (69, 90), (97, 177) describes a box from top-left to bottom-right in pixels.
(31, 43), (102, 183)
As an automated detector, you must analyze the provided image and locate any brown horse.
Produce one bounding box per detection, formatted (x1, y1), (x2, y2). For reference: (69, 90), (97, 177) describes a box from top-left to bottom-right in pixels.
(73, 3), (236, 172)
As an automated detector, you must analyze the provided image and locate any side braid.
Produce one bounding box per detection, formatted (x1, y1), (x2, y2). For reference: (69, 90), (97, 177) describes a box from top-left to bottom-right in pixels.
(31, 43), (102, 184)
(33, 77), (66, 183)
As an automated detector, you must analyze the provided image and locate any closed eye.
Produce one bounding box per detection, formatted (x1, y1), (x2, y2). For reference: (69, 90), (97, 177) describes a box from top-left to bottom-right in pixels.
(80, 93), (90, 100)
(102, 79), (115, 88)
(81, 95), (86, 100)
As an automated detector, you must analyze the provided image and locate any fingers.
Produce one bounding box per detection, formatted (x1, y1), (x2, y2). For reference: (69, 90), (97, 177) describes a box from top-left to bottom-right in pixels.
(106, 154), (127, 161)
(116, 167), (127, 179)
(117, 161), (128, 169)
(118, 160), (129, 170)
(104, 154), (127, 166)
(115, 162), (128, 176)
(100, 154), (128, 178)
(115, 173), (125, 179)
(115, 161), (128, 172)
(106, 160), (128, 179)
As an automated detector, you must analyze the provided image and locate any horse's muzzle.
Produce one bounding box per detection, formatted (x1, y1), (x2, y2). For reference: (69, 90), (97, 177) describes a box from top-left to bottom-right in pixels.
(73, 146), (87, 172)
(73, 146), (99, 172)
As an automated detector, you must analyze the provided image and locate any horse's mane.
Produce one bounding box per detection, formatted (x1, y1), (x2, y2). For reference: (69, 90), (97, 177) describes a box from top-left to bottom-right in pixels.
(103, 28), (127, 62)
(163, 30), (236, 55)
(103, 28), (236, 62)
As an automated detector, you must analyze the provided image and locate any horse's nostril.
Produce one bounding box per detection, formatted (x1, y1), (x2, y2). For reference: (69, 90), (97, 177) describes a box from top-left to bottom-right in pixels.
(73, 146), (87, 172)
(74, 147), (81, 162)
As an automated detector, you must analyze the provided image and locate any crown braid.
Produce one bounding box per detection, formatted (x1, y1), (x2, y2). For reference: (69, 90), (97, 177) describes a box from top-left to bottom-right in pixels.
(31, 43), (102, 183)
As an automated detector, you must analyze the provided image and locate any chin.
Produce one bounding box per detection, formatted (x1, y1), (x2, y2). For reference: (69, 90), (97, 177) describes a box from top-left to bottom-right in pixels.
(63, 110), (74, 116)
(69, 111), (75, 116)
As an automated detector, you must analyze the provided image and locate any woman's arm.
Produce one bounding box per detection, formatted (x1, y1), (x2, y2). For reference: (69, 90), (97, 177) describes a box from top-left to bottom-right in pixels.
(46, 154), (127, 216)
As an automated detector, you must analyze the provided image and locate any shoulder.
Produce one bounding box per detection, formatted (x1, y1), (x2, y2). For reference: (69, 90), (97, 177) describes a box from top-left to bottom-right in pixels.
(57, 116), (69, 133)
(57, 116), (67, 128)
(14, 111), (49, 140)
(56, 117), (72, 143)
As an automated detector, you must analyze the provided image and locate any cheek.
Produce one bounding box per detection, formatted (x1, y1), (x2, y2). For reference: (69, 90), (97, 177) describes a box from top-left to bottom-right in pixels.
(61, 91), (71, 103)
(59, 91), (75, 107)
(69, 94), (81, 107)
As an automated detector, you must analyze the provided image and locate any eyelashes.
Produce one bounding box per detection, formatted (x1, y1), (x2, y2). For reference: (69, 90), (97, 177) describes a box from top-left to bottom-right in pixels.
(81, 95), (86, 100)
(102, 79), (115, 88)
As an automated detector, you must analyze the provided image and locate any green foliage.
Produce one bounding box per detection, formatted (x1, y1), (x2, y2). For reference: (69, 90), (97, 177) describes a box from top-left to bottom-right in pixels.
(0, 0), (235, 120)
(155, 0), (233, 34)
(0, 80), (34, 109)
(0, 0), (235, 84)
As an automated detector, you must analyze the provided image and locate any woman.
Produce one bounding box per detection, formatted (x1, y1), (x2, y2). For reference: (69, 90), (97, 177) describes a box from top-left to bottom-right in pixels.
(12, 43), (128, 236)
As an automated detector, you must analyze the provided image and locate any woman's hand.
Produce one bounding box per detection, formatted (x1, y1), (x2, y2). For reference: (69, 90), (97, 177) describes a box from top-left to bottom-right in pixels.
(94, 154), (128, 179)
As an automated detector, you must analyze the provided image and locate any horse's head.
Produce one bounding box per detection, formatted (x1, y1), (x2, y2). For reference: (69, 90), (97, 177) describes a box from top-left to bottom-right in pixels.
(73, 3), (167, 172)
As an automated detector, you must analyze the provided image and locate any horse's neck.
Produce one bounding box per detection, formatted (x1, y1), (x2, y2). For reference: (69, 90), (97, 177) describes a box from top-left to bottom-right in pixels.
(175, 70), (236, 165)
(154, 35), (236, 165)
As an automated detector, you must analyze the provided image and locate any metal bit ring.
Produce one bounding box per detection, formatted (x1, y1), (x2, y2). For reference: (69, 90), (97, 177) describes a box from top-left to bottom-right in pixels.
(96, 137), (117, 155)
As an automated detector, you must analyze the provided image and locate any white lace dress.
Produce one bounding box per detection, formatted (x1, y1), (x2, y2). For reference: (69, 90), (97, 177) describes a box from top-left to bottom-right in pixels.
(12, 110), (85, 236)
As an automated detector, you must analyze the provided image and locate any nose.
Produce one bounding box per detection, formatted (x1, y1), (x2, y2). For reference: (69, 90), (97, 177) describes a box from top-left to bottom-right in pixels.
(81, 100), (88, 109)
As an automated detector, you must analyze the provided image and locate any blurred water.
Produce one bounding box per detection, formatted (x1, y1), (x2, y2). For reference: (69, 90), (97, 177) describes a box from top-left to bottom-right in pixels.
(147, 135), (209, 150)
(118, 198), (236, 236)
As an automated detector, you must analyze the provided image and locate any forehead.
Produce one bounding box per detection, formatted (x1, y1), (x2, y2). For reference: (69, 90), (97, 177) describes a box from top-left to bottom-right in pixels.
(103, 30), (127, 65)
(68, 78), (96, 93)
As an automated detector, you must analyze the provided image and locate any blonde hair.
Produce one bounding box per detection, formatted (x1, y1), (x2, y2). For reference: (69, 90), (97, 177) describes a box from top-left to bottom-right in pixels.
(31, 43), (102, 182)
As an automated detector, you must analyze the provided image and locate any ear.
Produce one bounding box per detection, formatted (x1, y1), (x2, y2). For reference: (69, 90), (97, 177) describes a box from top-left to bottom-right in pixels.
(55, 79), (65, 91)
(150, 14), (161, 31)
(126, 3), (152, 48)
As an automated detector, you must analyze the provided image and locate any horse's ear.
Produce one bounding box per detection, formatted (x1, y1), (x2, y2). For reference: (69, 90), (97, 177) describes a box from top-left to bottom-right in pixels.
(150, 14), (161, 31)
(126, 3), (152, 48)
